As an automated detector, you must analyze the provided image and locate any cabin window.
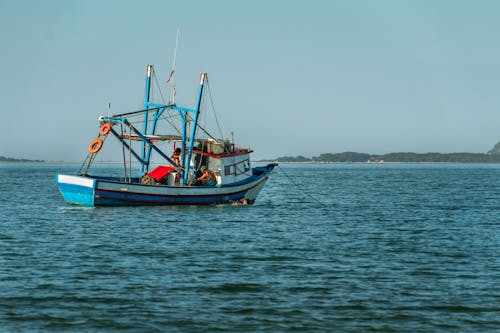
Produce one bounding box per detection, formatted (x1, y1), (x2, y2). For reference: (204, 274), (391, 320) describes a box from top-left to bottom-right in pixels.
(235, 163), (244, 175)
(224, 165), (234, 176)
(225, 159), (250, 176)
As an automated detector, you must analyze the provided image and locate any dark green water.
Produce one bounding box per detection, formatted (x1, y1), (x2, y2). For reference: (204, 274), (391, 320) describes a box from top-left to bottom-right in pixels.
(0, 163), (499, 332)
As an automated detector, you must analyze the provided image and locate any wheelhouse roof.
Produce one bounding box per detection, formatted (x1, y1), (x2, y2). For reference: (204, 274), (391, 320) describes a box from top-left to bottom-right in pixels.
(192, 148), (253, 158)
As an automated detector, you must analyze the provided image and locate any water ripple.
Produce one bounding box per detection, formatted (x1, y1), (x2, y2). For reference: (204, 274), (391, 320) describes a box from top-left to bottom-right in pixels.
(0, 163), (499, 331)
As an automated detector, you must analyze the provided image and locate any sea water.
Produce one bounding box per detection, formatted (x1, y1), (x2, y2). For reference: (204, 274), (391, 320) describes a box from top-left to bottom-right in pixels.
(0, 162), (498, 332)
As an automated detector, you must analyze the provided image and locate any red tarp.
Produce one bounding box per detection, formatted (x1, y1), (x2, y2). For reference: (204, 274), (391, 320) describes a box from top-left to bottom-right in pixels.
(147, 165), (174, 181)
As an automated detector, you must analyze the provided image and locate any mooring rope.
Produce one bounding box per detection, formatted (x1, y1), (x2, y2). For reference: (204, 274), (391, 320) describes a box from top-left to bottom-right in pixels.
(277, 165), (329, 207)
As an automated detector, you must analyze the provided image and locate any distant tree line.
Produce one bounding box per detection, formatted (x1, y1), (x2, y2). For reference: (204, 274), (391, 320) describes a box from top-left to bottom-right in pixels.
(267, 151), (500, 163)
(0, 156), (44, 162)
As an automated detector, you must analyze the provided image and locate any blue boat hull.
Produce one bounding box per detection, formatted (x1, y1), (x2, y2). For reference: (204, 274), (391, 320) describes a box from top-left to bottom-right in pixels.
(57, 164), (276, 207)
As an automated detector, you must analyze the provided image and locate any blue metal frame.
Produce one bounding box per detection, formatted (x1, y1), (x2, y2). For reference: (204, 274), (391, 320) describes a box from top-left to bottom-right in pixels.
(142, 65), (153, 174)
(183, 73), (206, 184)
(109, 127), (145, 164)
(100, 66), (207, 185)
(143, 104), (166, 173)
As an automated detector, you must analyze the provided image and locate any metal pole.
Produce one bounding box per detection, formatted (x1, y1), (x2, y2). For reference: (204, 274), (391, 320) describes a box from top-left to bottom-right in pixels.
(183, 72), (206, 184)
(142, 64), (153, 174)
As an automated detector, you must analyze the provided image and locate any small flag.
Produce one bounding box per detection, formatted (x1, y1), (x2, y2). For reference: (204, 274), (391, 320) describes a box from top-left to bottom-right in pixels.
(166, 69), (174, 83)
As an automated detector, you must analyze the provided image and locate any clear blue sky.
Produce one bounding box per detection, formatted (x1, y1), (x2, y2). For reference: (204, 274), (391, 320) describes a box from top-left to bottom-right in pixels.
(1, 0), (500, 160)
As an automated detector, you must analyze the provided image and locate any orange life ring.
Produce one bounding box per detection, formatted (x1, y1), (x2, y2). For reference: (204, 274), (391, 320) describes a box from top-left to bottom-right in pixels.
(99, 123), (112, 136)
(88, 138), (103, 154)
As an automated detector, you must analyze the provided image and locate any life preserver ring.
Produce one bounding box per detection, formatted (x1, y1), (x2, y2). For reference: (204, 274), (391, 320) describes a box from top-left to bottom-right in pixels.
(99, 123), (112, 136)
(88, 138), (103, 154)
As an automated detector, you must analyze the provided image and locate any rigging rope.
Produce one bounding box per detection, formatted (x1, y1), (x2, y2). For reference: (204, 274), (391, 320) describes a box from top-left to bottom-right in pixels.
(205, 77), (225, 141)
(277, 165), (329, 207)
(152, 67), (167, 105)
(159, 111), (182, 135)
(151, 67), (182, 134)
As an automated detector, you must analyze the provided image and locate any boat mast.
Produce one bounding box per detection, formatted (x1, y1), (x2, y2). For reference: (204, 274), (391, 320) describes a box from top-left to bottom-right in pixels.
(168, 28), (179, 104)
(142, 64), (153, 174)
(182, 72), (206, 185)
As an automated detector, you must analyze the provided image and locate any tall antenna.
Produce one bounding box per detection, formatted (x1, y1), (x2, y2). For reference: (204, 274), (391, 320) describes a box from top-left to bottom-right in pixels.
(173, 28), (179, 72)
(167, 28), (180, 104)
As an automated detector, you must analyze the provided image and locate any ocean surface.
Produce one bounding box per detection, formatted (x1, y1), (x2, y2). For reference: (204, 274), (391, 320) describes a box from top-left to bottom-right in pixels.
(0, 162), (499, 332)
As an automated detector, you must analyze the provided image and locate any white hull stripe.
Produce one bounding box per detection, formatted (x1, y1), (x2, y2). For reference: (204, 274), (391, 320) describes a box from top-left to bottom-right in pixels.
(57, 174), (95, 188)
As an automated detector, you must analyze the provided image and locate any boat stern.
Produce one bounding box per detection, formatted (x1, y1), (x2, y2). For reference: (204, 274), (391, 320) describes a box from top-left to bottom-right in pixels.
(56, 174), (96, 206)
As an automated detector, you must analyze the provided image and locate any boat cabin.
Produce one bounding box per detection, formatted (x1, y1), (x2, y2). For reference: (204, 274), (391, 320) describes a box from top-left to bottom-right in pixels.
(144, 138), (253, 187)
(192, 139), (253, 186)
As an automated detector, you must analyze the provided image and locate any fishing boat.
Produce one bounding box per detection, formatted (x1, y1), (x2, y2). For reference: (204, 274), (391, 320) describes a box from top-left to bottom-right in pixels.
(56, 64), (277, 206)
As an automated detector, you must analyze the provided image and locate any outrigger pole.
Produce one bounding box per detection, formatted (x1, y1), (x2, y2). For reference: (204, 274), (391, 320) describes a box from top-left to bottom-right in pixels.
(183, 72), (206, 185)
(141, 64), (153, 175)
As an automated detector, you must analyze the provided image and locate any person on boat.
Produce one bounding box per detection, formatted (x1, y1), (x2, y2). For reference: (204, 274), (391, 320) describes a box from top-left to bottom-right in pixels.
(233, 198), (250, 206)
(196, 166), (216, 186)
(171, 148), (181, 167)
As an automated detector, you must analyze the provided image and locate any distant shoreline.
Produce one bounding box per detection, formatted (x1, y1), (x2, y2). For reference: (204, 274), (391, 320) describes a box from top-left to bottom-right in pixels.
(0, 156), (45, 163)
(259, 152), (500, 163)
(4, 151), (500, 164)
